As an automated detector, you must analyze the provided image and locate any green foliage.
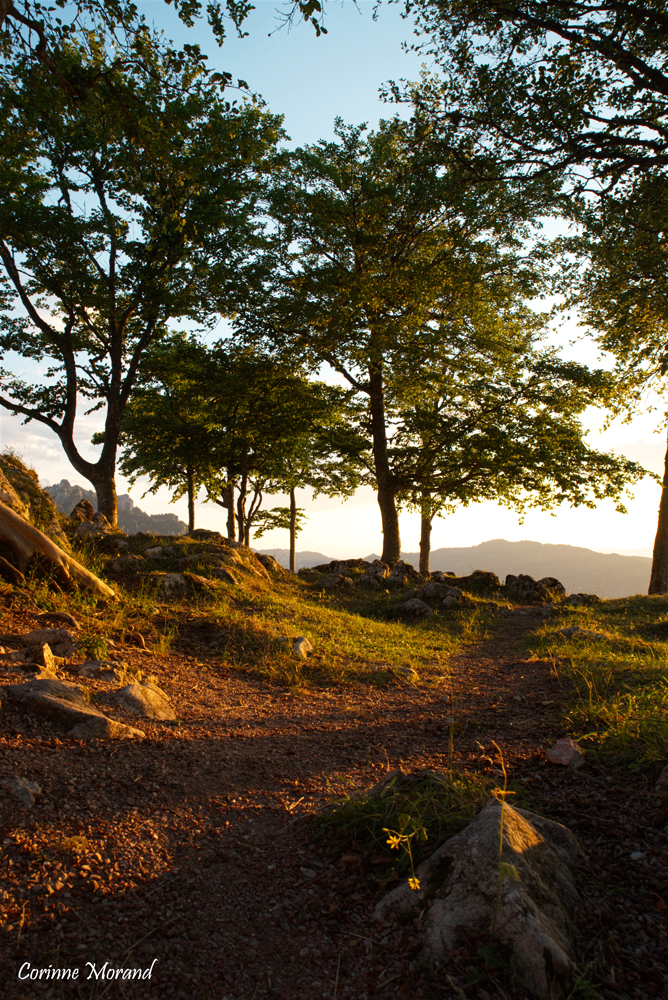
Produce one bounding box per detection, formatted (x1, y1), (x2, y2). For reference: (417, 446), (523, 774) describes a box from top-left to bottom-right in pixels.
(252, 505), (307, 539)
(320, 769), (491, 876)
(406, 1), (668, 188)
(0, 28), (283, 515)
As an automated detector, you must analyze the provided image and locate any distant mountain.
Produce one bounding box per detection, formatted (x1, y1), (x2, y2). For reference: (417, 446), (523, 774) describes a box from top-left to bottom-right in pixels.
(255, 547), (332, 571)
(45, 480), (187, 536)
(364, 538), (650, 599)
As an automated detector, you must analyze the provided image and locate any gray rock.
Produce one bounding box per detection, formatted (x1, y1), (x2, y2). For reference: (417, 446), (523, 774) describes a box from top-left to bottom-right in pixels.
(75, 520), (111, 538)
(442, 595), (460, 608)
(212, 566), (240, 585)
(112, 682), (176, 721)
(256, 553), (289, 577)
(505, 574), (566, 605)
(391, 598), (434, 618)
(6, 677), (108, 728)
(322, 573), (353, 590)
(558, 626), (601, 639)
(159, 572), (187, 596)
(20, 627), (76, 657)
(2, 776), (42, 808)
(292, 636), (313, 659)
(563, 593), (601, 607)
(546, 738), (585, 769)
(655, 764), (668, 791)
(144, 546), (163, 557)
(416, 581), (453, 600)
(68, 717), (145, 740)
(105, 554), (146, 575)
(375, 799), (582, 998)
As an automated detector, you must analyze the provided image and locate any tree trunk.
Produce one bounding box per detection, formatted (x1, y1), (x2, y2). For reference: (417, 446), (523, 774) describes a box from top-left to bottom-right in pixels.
(368, 364), (400, 565)
(89, 471), (118, 528)
(186, 464), (195, 533)
(419, 491), (432, 576)
(649, 425), (668, 594)
(236, 448), (249, 546)
(225, 481), (236, 541)
(289, 486), (297, 574)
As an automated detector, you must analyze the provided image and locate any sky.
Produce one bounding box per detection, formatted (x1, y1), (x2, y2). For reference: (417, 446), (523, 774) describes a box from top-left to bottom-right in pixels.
(0, 0), (664, 559)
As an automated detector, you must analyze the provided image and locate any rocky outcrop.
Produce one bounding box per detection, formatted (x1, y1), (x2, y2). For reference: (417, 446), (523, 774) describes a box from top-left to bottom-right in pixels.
(375, 799), (582, 998)
(6, 677), (143, 739)
(112, 681), (175, 721)
(505, 574), (566, 604)
(46, 480), (187, 535)
(0, 452), (67, 546)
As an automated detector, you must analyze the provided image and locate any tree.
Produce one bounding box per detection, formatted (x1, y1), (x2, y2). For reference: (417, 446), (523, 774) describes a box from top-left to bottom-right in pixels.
(240, 116), (559, 564)
(253, 502), (308, 573)
(117, 338), (367, 550)
(403, 0), (668, 190)
(0, 0), (327, 72)
(390, 350), (644, 573)
(0, 30), (283, 525)
(563, 169), (668, 592)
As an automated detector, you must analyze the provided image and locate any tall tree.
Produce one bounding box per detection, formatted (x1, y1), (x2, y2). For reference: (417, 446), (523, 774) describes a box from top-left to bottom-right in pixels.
(117, 338), (367, 547)
(390, 349), (644, 573)
(403, 0), (668, 190)
(566, 170), (668, 591)
(240, 116), (556, 563)
(0, 30), (282, 525)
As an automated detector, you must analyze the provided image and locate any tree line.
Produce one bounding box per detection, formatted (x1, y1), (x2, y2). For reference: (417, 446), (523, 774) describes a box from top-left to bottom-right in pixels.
(1, 2), (667, 587)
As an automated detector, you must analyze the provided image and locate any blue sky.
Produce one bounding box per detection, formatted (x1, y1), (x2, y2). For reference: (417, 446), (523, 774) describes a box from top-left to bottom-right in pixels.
(0, 2), (664, 557)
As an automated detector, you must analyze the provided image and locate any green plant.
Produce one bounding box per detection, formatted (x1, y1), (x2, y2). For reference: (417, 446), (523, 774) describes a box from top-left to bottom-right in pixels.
(490, 742), (520, 936)
(79, 633), (109, 660)
(384, 814), (426, 890)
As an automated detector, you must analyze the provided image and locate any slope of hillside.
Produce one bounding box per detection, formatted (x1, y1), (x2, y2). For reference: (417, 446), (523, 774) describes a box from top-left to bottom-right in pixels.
(397, 539), (651, 598)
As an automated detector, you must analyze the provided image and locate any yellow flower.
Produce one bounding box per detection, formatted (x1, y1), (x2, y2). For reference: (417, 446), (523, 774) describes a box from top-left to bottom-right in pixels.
(386, 834), (401, 850)
(408, 877), (421, 891)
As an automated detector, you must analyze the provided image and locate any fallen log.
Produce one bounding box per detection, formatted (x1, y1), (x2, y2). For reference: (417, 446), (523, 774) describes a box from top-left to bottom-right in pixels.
(0, 500), (115, 598)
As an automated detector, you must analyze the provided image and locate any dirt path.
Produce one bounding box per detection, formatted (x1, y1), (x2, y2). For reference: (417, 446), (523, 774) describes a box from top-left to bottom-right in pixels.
(1, 605), (666, 1000)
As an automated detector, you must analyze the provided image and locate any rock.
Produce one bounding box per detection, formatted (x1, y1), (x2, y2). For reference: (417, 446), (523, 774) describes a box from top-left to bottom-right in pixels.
(655, 764), (668, 791)
(2, 776), (42, 808)
(416, 581), (454, 600)
(188, 528), (224, 541)
(505, 574), (566, 605)
(358, 573), (382, 590)
(187, 573), (217, 591)
(144, 546), (163, 557)
(312, 558), (369, 575)
(105, 554), (147, 576)
(34, 612), (79, 630)
(387, 560), (423, 589)
(557, 626), (601, 639)
(375, 799), (582, 998)
(390, 598), (434, 618)
(114, 539), (130, 549)
(70, 498), (95, 523)
(443, 570), (502, 595)
(358, 558), (391, 589)
(68, 716), (145, 739)
(546, 739), (585, 769)
(563, 593), (601, 607)
(20, 628), (76, 657)
(292, 636), (313, 659)
(158, 572), (187, 596)
(6, 677), (109, 729)
(75, 520), (112, 539)
(112, 682), (175, 721)
(442, 595), (460, 609)
(29, 643), (59, 677)
(256, 553), (289, 577)
(212, 566), (240, 586)
(322, 573), (353, 590)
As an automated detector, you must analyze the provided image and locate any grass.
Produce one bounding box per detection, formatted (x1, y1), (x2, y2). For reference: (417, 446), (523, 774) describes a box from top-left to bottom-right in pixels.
(19, 530), (499, 690)
(520, 595), (668, 769)
(319, 769), (492, 883)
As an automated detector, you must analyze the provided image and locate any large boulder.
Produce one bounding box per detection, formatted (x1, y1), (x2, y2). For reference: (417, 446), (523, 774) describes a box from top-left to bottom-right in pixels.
(505, 574), (565, 604)
(5, 677), (143, 739)
(112, 681), (175, 721)
(256, 553), (289, 577)
(442, 570), (501, 595)
(20, 627), (77, 658)
(387, 560), (423, 589)
(389, 598), (434, 619)
(375, 799), (582, 998)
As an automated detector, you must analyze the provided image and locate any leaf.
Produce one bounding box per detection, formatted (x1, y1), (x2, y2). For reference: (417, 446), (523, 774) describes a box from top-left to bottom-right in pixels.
(499, 862), (521, 882)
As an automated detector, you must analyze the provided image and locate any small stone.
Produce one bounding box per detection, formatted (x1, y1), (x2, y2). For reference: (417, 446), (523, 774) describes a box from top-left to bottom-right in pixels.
(655, 764), (668, 791)
(144, 546), (163, 557)
(442, 595), (459, 608)
(630, 852), (645, 861)
(112, 682), (176, 720)
(299, 947), (310, 958)
(2, 777), (42, 808)
(545, 738), (585, 768)
(292, 637), (313, 659)
(159, 573), (187, 597)
(300, 868), (316, 879)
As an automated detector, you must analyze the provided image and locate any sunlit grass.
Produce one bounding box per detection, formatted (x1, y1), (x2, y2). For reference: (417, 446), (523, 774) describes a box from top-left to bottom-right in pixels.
(521, 596), (668, 768)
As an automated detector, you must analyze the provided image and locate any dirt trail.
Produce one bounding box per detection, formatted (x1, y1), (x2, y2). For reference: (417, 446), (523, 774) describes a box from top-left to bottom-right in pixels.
(1, 604), (666, 1000)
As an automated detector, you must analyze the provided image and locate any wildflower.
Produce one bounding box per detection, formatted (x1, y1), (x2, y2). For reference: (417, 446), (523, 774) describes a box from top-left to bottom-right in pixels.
(408, 877), (421, 891)
(386, 834), (401, 850)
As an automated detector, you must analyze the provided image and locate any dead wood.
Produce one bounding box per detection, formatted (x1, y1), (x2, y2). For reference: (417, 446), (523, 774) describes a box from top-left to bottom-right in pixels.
(0, 500), (115, 598)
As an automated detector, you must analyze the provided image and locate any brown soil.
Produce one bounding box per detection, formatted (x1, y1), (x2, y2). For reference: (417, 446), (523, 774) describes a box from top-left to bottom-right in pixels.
(0, 601), (666, 1000)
